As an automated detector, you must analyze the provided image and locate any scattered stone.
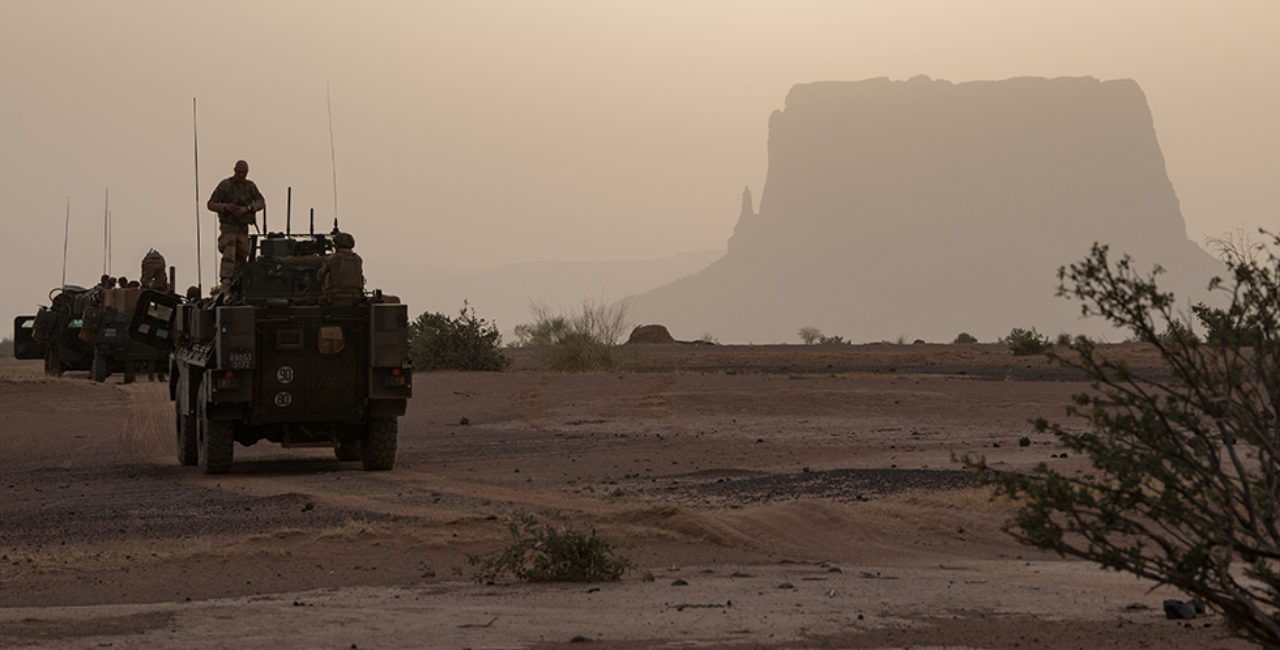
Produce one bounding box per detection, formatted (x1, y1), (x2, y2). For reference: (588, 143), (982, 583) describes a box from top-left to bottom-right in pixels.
(671, 579), (688, 586)
(1164, 599), (1198, 620)
(301, 502), (314, 512)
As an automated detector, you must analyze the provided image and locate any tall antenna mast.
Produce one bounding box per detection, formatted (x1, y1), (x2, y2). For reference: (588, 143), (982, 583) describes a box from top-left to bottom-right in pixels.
(327, 81), (339, 220)
(61, 198), (70, 288)
(102, 189), (109, 275)
(193, 97), (204, 295)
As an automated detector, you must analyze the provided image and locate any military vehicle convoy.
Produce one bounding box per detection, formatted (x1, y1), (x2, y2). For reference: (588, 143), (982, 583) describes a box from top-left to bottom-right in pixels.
(130, 228), (412, 474)
(13, 285), (95, 376)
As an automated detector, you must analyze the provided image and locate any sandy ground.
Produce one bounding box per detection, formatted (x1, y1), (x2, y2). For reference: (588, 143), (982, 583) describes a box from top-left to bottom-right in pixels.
(0, 344), (1254, 649)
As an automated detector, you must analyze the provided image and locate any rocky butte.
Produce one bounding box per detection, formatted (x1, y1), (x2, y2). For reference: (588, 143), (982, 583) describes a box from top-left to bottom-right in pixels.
(626, 75), (1223, 343)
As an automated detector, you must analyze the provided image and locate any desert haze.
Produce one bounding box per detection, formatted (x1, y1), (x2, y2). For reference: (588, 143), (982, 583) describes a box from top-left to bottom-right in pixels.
(1, 2), (1278, 649)
(0, 2), (1277, 338)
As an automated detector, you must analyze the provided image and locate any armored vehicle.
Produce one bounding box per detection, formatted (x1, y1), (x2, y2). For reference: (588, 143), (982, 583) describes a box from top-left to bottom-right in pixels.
(13, 285), (95, 376)
(83, 285), (172, 383)
(130, 228), (412, 474)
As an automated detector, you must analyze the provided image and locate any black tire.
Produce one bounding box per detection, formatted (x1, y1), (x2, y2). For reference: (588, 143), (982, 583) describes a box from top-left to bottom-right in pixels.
(175, 397), (197, 466)
(44, 348), (64, 377)
(197, 396), (234, 474)
(334, 440), (362, 462)
(361, 417), (397, 471)
(91, 350), (110, 383)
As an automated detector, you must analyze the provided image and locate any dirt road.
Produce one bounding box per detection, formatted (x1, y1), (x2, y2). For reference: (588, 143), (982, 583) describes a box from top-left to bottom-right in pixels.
(0, 346), (1250, 648)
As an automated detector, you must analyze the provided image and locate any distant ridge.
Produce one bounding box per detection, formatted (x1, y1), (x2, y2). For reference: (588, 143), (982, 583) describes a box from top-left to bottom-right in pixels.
(625, 76), (1221, 343)
(402, 250), (722, 337)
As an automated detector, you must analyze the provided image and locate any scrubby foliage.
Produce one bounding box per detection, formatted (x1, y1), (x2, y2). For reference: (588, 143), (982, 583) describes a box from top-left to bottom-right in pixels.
(817, 334), (851, 345)
(0, 337), (12, 357)
(408, 303), (510, 371)
(798, 326), (822, 345)
(952, 332), (978, 344)
(1004, 327), (1050, 356)
(513, 299), (631, 372)
(467, 513), (631, 583)
(965, 239), (1280, 647)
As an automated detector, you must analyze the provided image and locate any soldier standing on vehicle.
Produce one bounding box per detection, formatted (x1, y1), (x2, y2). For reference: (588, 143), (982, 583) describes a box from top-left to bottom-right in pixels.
(317, 232), (364, 305)
(207, 160), (265, 291)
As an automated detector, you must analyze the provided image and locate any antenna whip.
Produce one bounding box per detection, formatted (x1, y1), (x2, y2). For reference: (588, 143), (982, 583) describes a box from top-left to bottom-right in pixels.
(102, 189), (109, 275)
(193, 98), (203, 295)
(327, 82), (339, 220)
(61, 198), (70, 288)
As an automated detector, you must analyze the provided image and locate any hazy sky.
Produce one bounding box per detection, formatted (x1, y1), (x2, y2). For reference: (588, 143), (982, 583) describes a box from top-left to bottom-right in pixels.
(2, 1), (1277, 327)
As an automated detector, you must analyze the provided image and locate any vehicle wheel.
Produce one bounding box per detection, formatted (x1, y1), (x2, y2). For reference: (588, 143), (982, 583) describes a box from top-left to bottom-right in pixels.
(197, 396), (234, 474)
(334, 440), (362, 461)
(361, 417), (397, 471)
(175, 397), (197, 466)
(91, 350), (110, 383)
(44, 348), (64, 377)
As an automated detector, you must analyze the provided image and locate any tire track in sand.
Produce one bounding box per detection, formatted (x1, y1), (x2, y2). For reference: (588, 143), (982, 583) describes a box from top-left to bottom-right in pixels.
(120, 382), (173, 462)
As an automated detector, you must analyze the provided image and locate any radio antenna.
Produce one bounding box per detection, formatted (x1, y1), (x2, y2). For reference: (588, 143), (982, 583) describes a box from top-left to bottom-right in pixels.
(327, 82), (339, 221)
(102, 189), (109, 275)
(61, 198), (71, 288)
(192, 97), (204, 295)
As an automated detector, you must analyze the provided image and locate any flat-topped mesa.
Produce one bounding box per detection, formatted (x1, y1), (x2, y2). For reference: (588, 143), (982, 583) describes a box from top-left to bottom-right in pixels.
(631, 75), (1221, 343)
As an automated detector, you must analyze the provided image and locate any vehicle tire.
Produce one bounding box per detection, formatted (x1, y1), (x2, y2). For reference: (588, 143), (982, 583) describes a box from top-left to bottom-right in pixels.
(175, 397), (197, 466)
(361, 417), (397, 471)
(91, 350), (110, 383)
(44, 348), (64, 377)
(334, 440), (362, 462)
(197, 396), (234, 474)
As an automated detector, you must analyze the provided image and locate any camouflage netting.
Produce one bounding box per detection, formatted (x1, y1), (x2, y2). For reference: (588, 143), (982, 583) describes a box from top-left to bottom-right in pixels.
(626, 324), (676, 344)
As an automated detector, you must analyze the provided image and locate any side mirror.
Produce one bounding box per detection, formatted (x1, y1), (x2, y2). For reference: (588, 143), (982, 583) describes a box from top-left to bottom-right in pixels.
(129, 290), (181, 352)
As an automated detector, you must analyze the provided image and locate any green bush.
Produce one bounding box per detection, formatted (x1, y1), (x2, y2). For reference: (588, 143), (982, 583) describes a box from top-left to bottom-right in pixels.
(965, 239), (1280, 647)
(952, 332), (978, 344)
(513, 299), (630, 372)
(409, 303), (510, 371)
(1003, 327), (1049, 356)
(468, 514), (631, 583)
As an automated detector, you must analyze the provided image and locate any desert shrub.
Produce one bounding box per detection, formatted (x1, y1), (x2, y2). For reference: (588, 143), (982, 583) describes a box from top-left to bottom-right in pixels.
(515, 299), (630, 372)
(798, 326), (822, 345)
(964, 239), (1280, 647)
(817, 334), (850, 345)
(513, 315), (570, 347)
(408, 302), (510, 371)
(952, 332), (978, 344)
(1003, 327), (1049, 356)
(0, 337), (12, 357)
(467, 513), (631, 583)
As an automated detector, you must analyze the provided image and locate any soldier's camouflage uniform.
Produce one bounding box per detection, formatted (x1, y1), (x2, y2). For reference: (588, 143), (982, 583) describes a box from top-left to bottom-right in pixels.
(318, 247), (364, 305)
(207, 176), (265, 287)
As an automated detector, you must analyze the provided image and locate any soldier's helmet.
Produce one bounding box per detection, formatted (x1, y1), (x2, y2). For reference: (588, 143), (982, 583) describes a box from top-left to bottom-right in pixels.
(333, 232), (355, 250)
